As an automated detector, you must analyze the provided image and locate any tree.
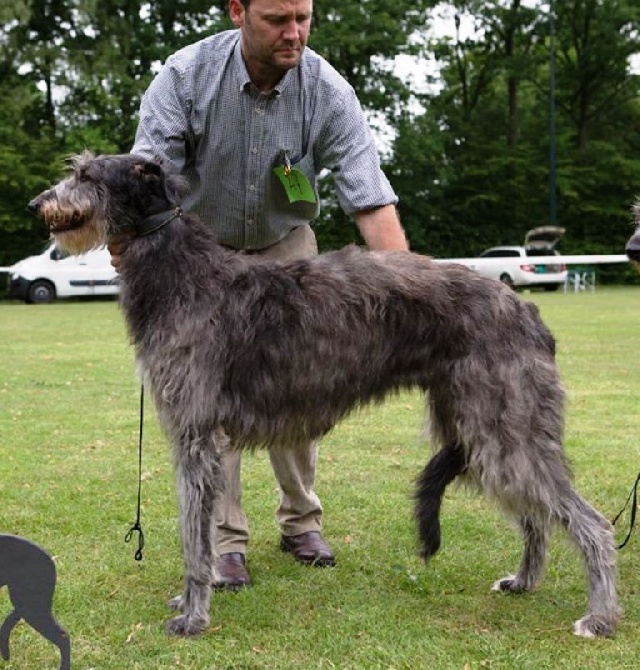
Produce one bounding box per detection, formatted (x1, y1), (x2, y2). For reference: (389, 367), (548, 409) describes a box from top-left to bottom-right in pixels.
(550, 0), (640, 253)
(389, 0), (640, 268)
(58, 1), (229, 152)
(0, 1), (68, 264)
(555, 0), (640, 152)
(390, 0), (551, 255)
(0, 0), (228, 264)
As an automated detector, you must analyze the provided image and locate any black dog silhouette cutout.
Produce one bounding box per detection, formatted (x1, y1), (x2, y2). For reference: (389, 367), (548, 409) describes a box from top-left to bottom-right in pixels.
(0, 534), (70, 670)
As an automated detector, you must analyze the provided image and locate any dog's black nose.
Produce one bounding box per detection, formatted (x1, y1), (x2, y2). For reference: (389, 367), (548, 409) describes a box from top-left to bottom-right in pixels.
(626, 237), (640, 262)
(27, 199), (39, 215)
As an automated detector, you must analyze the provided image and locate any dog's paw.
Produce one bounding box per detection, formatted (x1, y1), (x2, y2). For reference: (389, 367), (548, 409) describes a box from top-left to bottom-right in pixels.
(491, 575), (526, 594)
(573, 614), (616, 638)
(167, 594), (185, 612)
(165, 613), (209, 637)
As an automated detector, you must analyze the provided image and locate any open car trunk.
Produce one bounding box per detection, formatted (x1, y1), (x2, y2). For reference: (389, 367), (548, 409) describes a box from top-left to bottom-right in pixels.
(524, 226), (565, 250)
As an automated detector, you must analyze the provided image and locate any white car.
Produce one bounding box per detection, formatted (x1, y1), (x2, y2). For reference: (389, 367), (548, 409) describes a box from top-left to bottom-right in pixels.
(6, 244), (119, 303)
(475, 226), (568, 291)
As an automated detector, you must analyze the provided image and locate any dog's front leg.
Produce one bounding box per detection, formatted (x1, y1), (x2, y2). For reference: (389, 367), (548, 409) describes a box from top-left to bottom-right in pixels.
(166, 427), (223, 636)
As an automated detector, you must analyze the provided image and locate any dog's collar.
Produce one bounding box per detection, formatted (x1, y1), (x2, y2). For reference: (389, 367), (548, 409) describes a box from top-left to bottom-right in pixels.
(134, 207), (182, 237)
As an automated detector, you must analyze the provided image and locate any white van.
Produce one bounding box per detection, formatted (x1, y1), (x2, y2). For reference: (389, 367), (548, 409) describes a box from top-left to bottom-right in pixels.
(6, 244), (119, 303)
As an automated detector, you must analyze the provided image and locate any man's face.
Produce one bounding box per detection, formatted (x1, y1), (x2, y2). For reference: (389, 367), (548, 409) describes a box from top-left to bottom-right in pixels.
(230, 0), (313, 78)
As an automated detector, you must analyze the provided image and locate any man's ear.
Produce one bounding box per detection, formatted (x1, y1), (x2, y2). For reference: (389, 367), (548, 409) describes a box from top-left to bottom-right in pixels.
(229, 0), (245, 28)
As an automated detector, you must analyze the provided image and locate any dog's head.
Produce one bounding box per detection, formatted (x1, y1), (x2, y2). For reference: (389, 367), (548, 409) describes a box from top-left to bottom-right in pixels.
(626, 199), (640, 266)
(28, 151), (186, 255)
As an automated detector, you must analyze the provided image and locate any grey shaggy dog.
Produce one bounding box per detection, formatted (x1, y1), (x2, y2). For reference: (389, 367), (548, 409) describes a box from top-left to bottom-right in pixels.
(29, 152), (619, 638)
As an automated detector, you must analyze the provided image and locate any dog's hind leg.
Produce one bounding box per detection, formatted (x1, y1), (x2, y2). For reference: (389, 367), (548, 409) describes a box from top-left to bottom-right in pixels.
(165, 425), (224, 636)
(492, 514), (551, 593)
(19, 609), (70, 670)
(415, 442), (467, 560)
(492, 483), (619, 637)
(556, 488), (619, 637)
(0, 609), (19, 661)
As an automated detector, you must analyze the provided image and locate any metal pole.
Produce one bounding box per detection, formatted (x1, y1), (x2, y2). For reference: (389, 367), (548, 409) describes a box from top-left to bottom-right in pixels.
(549, 0), (557, 226)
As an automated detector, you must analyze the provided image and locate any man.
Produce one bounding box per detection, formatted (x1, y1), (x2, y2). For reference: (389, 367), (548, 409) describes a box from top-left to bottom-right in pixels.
(113, 0), (408, 589)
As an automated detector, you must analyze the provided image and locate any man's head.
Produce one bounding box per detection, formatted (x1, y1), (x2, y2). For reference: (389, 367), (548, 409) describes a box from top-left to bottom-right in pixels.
(229, 0), (313, 90)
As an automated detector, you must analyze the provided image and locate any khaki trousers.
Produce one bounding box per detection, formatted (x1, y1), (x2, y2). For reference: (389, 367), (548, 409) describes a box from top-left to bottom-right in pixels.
(215, 225), (323, 554)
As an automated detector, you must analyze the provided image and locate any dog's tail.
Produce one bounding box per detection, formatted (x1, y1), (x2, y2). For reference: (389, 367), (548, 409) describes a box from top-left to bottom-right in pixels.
(414, 442), (467, 560)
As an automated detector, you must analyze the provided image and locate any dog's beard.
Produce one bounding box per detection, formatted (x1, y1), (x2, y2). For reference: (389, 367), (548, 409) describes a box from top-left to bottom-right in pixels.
(51, 220), (106, 256)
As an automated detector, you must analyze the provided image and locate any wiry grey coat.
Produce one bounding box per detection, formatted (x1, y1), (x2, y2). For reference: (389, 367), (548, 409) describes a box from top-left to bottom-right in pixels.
(29, 153), (619, 639)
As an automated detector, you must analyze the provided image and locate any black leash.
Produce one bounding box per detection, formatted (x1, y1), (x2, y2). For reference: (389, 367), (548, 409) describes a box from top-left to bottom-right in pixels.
(124, 385), (145, 561)
(612, 469), (640, 550)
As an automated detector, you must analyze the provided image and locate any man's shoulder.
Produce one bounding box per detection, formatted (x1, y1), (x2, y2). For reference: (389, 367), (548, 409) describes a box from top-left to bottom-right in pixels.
(165, 30), (239, 74)
(301, 48), (353, 96)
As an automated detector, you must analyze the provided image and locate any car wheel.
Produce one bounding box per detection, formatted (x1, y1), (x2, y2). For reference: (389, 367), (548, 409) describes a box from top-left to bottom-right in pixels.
(27, 279), (56, 304)
(499, 273), (514, 289)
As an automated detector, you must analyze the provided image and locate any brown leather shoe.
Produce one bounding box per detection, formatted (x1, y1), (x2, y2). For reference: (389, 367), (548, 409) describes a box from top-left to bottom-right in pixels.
(213, 552), (251, 590)
(280, 531), (336, 567)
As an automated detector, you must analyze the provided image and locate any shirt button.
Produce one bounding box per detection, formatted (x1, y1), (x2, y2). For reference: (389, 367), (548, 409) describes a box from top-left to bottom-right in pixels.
(249, 184), (255, 191)
(252, 147), (258, 154)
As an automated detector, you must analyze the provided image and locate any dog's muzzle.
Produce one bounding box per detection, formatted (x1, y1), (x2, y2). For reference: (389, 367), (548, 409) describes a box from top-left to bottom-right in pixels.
(27, 192), (85, 233)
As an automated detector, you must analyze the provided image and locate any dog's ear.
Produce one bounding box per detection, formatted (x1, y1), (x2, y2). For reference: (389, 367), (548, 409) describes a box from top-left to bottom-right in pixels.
(130, 155), (188, 205)
(67, 150), (95, 179)
(131, 159), (164, 181)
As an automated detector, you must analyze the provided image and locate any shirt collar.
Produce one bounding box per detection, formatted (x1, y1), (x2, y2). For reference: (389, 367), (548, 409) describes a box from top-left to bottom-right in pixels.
(232, 35), (299, 97)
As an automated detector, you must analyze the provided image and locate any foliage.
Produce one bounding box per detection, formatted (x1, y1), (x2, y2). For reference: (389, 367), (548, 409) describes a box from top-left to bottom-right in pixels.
(390, 0), (640, 265)
(310, 0), (438, 117)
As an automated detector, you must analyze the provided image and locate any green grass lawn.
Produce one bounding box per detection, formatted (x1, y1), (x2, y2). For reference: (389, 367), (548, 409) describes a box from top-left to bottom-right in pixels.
(0, 287), (639, 669)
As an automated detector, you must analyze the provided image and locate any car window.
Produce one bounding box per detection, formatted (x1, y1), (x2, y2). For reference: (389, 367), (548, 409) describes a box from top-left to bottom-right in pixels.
(481, 249), (521, 258)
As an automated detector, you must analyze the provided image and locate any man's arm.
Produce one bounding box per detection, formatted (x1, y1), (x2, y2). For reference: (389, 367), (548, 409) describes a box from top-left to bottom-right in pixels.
(311, 84), (406, 252)
(131, 56), (190, 171)
(354, 205), (409, 251)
